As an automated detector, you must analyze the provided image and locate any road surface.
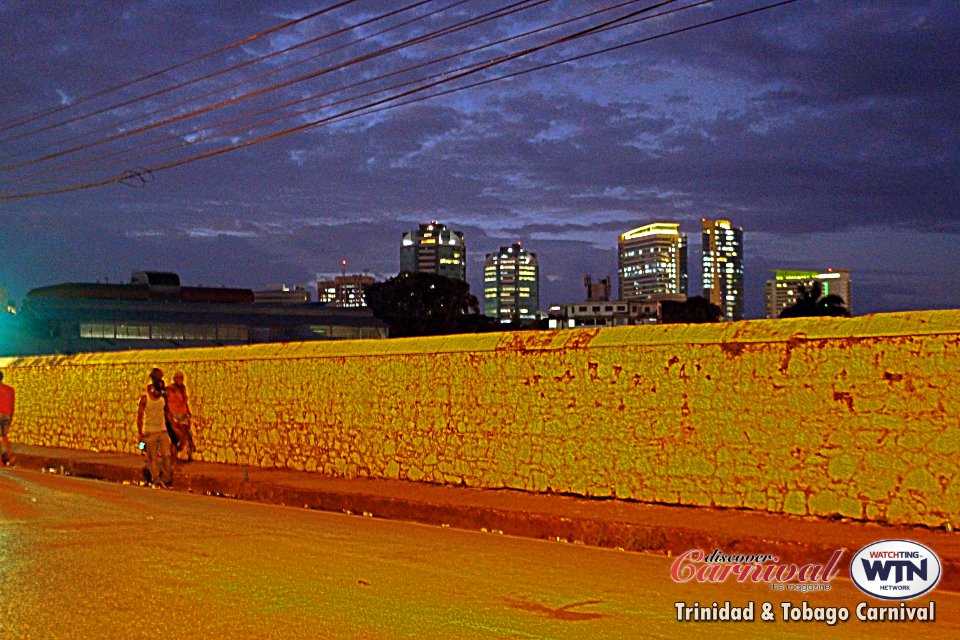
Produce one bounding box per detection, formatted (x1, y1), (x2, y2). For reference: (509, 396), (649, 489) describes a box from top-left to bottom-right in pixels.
(0, 468), (956, 639)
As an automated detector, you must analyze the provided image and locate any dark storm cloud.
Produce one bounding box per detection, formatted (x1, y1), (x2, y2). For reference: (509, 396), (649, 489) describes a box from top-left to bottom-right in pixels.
(691, 1), (959, 109)
(1, 0), (958, 318)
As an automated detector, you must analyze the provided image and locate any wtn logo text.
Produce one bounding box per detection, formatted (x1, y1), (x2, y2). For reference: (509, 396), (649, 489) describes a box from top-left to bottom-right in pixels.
(850, 540), (941, 600)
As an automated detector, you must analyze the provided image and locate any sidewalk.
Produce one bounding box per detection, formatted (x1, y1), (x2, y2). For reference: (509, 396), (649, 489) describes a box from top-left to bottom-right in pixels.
(7, 443), (959, 591)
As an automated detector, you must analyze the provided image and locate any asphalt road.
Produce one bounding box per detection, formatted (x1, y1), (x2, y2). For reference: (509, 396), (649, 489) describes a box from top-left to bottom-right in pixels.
(0, 468), (956, 639)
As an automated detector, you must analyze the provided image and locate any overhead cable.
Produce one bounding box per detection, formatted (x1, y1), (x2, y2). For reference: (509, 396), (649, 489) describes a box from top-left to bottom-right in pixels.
(0, 0), (805, 200)
(0, 0), (364, 134)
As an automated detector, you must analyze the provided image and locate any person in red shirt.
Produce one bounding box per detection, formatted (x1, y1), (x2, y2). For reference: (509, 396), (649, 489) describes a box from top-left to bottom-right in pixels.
(0, 370), (16, 466)
(165, 371), (195, 462)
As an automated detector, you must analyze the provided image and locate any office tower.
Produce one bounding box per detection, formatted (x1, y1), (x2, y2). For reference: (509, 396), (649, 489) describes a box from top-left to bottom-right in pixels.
(618, 222), (688, 301)
(764, 269), (852, 318)
(701, 218), (744, 321)
(483, 242), (539, 322)
(317, 274), (375, 308)
(400, 221), (466, 281)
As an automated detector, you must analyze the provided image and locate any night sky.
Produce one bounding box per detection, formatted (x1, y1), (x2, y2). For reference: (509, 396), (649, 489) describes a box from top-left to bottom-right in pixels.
(1, 0), (957, 319)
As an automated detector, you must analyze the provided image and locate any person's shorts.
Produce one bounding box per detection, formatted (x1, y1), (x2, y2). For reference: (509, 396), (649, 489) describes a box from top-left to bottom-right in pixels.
(0, 414), (10, 437)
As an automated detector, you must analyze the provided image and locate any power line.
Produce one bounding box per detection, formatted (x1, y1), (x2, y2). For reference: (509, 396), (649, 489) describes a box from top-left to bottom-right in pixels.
(0, 0), (435, 146)
(0, 0), (365, 134)
(29, 0), (475, 156)
(0, 0), (762, 195)
(9, 0), (660, 188)
(0, 0), (805, 200)
(0, 0), (553, 173)
(339, 0), (807, 126)
(0, 0), (708, 188)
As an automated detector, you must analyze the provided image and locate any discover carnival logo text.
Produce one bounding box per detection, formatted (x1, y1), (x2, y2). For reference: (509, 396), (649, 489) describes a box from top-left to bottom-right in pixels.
(671, 547), (841, 589)
(672, 541), (941, 626)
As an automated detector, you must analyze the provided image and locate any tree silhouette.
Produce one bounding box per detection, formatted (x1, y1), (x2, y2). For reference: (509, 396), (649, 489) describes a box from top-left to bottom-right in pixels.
(779, 282), (850, 318)
(660, 296), (723, 324)
(364, 271), (492, 337)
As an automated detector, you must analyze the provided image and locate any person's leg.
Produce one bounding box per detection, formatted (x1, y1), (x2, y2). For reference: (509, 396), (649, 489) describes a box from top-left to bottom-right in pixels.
(185, 425), (195, 461)
(174, 422), (187, 454)
(140, 435), (151, 484)
(0, 416), (9, 464)
(145, 433), (162, 485)
(167, 423), (179, 462)
(158, 433), (174, 486)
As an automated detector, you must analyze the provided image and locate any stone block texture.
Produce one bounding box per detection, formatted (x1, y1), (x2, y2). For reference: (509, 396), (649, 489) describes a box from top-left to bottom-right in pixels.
(2, 310), (957, 527)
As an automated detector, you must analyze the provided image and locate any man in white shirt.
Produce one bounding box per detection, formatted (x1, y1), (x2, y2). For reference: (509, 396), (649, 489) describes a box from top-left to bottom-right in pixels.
(137, 368), (173, 488)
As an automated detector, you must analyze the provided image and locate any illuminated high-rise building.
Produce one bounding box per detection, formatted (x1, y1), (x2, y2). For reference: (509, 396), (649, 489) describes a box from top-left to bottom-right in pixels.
(317, 274), (375, 308)
(764, 269), (852, 318)
(618, 222), (688, 301)
(701, 218), (744, 321)
(483, 243), (539, 322)
(400, 221), (466, 281)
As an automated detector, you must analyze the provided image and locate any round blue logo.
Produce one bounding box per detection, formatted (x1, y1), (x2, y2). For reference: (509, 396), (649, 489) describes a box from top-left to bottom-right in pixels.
(849, 540), (941, 600)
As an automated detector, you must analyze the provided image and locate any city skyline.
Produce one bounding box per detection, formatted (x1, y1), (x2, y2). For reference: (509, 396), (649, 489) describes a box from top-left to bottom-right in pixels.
(2, 214), (853, 321)
(5, 217), (853, 319)
(0, 1), (957, 319)
(0, 200), (866, 322)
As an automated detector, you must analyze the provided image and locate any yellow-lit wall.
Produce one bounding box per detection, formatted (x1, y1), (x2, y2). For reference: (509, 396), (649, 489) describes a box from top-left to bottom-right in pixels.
(2, 310), (958, 527)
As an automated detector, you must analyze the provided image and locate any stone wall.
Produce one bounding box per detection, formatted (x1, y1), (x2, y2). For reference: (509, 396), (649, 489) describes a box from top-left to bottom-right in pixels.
(2, 310), (958, 527)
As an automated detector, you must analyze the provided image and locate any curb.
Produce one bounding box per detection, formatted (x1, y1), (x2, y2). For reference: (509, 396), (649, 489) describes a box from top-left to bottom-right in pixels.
(11, 450), (960, 593)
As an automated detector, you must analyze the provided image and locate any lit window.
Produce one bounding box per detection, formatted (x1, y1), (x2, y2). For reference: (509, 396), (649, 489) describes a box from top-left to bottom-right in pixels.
(80, 322), (115, 339)
(116, 324), (150, 339)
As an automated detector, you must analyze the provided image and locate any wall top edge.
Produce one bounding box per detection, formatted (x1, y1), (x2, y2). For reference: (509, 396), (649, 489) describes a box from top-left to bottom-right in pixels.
(1, 309), (957, 368)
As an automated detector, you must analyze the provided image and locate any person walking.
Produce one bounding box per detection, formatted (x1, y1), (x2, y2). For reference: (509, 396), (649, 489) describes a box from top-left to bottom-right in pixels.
(0, 370), (15, 466)
(136, 368), (173, 488)
(165, 371), (195, 462)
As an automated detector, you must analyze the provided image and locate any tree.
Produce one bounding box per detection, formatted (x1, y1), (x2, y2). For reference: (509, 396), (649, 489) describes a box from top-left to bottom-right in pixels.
(660, 296), (723, 324)
(364, 272), (491, 337)
(778, 282), (850, 318)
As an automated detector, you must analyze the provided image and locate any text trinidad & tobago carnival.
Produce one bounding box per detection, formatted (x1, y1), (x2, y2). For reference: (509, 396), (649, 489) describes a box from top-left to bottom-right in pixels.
(670, 547), (938, 626)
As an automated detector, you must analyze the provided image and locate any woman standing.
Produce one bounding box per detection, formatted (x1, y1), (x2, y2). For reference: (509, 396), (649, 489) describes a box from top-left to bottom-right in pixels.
(165, 371), (195, 462)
